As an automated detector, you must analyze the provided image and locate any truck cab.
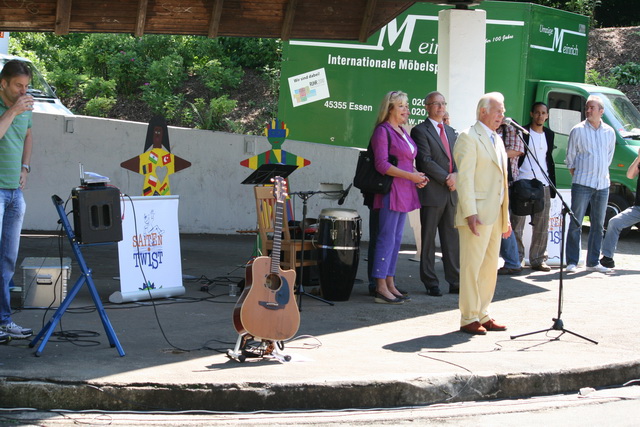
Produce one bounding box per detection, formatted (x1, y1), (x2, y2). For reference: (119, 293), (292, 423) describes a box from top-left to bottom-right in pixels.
(0, 53), (73, 115)
(536, 80), (640, 229)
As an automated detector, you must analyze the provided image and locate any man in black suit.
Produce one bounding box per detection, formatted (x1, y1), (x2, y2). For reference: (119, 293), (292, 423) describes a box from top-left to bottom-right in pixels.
(411, 91), (460, 296)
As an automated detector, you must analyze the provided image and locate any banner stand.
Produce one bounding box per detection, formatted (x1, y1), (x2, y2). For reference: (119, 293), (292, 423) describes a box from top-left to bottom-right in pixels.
(111, 195), (185, 304)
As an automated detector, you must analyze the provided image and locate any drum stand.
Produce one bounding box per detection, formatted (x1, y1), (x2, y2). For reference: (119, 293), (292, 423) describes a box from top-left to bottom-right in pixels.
(290, 190), (335, 310)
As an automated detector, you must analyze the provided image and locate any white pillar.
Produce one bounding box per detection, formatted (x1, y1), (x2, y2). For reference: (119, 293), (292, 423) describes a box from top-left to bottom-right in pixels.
(437, 9), (486, 131)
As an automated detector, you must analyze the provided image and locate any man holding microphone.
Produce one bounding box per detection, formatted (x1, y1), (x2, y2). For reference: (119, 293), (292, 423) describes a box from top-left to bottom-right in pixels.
(0, 60), (35, 341)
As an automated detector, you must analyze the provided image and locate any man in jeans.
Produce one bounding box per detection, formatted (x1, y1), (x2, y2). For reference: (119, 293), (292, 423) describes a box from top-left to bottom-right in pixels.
(0, 60), (35, 341)
(599, 151), (640, 269)
(565, 95), (615, 273)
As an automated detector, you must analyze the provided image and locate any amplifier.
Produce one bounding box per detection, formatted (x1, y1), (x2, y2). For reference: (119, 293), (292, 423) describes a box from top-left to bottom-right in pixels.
(72, 186), (123, 244)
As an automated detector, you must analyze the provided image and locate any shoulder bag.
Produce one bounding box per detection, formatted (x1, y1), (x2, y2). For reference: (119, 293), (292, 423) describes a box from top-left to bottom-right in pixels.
(353, 127), (398, 194)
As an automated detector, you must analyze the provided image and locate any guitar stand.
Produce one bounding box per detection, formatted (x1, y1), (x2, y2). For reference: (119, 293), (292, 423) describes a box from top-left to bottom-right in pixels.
(29, 195), (125, 357)
(227, 333), (291, 363)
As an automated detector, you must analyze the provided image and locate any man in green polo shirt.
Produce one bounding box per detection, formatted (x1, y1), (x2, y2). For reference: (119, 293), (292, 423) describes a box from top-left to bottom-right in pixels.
(0, 60), (34, 342)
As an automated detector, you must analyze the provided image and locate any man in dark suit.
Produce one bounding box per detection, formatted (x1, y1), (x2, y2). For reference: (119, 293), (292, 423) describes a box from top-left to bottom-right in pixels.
(411, 91), (459, 296)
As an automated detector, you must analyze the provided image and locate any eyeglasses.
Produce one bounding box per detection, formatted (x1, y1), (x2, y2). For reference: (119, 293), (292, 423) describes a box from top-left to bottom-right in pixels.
(426, 102), (447, 107)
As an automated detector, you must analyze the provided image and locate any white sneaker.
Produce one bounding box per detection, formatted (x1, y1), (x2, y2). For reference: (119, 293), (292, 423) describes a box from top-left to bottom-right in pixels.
(0, 322), (33, 339)
(565, 264), (578, 272)
(586, 264), (611, 273)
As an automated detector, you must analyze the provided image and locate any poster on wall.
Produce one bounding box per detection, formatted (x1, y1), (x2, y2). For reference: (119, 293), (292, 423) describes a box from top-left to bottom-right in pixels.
(110, 195), (185, 303)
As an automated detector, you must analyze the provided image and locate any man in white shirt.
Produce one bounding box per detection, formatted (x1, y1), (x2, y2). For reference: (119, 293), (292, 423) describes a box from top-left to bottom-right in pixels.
(511, 102), (557, 272)
(565, 95), (616, 273)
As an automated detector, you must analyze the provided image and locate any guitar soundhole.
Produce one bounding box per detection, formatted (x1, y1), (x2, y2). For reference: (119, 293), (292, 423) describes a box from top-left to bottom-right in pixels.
(265, 273), (282, 291)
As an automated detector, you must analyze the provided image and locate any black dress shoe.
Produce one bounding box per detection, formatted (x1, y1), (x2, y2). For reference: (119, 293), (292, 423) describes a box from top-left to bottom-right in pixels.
(426, 286), (442, 297)
(449, 284), (459, 294)
(374, 293), (404, 304)
(395, 287), (409, 296)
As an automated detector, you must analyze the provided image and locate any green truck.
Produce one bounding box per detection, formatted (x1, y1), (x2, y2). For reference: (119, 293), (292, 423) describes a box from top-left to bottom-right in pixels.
(278, 0), (640, 227)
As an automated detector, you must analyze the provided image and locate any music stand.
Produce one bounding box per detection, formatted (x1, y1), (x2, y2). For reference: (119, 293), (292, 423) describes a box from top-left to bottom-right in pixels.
(289, 190), (335, 309)
(241, 163), (297, 185)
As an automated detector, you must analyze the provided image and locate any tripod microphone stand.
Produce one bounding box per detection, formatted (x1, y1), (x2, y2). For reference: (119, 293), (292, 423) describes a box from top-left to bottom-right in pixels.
(508, 127), (598, 344)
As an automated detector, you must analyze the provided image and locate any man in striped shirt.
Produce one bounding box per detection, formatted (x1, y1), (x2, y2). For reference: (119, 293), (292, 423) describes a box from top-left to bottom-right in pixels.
(565, 95), (616, 273)
(0, 60), (34, 342)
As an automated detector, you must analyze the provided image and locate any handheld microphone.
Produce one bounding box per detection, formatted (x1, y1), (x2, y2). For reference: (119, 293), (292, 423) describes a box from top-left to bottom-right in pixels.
(338, 183), (352, 205)
(504, 117), (530, 136)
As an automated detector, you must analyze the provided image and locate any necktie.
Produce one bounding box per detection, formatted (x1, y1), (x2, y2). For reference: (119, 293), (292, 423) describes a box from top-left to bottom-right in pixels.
(438, 123), (453, 173)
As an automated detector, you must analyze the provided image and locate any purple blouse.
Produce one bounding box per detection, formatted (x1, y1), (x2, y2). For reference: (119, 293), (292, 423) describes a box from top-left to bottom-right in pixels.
(371, 122), (421, 212)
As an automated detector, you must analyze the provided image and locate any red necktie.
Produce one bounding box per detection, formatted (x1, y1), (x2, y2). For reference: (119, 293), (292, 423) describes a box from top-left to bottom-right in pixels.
(438, 123), (453, 173)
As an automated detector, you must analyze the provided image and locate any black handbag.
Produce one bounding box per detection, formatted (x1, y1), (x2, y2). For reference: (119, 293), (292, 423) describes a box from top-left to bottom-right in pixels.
(353, 127), (397, 194)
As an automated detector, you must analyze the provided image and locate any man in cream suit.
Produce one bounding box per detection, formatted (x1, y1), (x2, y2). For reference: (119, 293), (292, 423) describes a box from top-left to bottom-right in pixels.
(453, 92), (511, 335)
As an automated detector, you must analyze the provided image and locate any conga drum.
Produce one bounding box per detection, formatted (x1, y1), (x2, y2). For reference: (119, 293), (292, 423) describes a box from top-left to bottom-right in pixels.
(316, 208), (361, 301)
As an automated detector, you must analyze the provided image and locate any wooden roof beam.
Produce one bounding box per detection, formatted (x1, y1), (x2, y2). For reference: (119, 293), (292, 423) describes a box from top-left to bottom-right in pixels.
(135, 0), (149, 37)
(208, 0), (225, 38)
(55, 0), (72, 35)
(281, 0), (298, 41)
(359, 0), (378, 42)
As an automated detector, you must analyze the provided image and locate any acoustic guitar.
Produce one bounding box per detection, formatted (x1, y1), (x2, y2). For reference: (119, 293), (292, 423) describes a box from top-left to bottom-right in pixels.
(232, 176), (300, 341)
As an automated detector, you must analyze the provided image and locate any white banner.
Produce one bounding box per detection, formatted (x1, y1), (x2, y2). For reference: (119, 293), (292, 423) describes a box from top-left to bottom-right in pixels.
(111, 195), (185, 303)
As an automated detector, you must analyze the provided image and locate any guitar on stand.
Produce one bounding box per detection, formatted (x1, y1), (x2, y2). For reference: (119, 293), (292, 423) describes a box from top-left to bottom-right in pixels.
(229, 176), (300, 362)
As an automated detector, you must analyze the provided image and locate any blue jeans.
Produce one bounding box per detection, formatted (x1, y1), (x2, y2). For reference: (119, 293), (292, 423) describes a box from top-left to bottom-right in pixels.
(566, 184), (608, 267)
(0, 189), (26, 324)
(601, 205), (640, 258)
(499, 230), (521, 269)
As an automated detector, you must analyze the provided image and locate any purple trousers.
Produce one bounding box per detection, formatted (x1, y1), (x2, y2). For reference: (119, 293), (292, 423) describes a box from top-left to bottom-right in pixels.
(371, 193), (407, 279)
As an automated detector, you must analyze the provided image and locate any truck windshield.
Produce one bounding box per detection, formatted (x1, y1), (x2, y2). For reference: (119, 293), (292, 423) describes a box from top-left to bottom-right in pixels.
(599, 93), (640, 139)
(25, 64), (57, 99)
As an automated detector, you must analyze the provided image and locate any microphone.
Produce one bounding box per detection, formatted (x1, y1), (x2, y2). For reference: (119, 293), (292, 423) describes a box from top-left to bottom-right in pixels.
(338, 183), (352, 205)
(504, 117), (529, 135)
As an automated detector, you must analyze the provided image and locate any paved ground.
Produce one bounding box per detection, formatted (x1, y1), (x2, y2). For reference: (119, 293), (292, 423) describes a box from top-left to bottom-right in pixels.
(1, 229), (639, 411)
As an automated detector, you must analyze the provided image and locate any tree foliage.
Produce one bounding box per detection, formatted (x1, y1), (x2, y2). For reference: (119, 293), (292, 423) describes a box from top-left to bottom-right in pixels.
(9, 33), (282, 134)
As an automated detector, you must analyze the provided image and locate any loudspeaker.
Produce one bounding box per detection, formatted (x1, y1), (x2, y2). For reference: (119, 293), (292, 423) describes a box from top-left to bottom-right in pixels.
(72, 186), (123, 244)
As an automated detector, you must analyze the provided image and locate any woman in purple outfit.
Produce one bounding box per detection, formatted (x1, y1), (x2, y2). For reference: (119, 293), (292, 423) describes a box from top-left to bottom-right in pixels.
(371, 91), (428, 304)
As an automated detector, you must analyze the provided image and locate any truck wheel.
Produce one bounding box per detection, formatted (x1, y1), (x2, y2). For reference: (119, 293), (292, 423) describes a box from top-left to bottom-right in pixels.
(605, 193), (631, 238)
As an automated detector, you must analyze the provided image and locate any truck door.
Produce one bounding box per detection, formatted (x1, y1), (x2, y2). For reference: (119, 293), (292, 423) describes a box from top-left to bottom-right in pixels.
(546, 90), (586, 190)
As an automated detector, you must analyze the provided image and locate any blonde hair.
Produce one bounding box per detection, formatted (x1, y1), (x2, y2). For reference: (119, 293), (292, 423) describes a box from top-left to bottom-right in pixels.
(376, 91), (408, 126)
(476, 92), (504, 119)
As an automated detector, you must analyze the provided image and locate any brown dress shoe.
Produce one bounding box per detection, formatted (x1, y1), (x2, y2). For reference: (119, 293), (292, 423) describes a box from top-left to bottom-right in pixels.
(482, 319), (507, 331)
(531, 263), (551, 272)
(460, 321), (487, 335)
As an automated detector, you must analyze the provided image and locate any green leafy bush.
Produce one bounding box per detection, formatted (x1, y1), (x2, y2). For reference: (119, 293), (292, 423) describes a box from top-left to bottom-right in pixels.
(82, 78), (117, 99)
(585, 69), (618, 88)
(611, 62), (640, 86)
(195, 59), (243, 94)
(189, 96), (237, 130)
(144, 54), (187, 95)
(48, 69), (85, 98)
(84, 97), (116, 117)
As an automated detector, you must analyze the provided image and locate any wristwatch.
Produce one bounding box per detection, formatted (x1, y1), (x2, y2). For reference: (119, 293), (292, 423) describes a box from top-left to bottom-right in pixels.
(22, 164), (30, 173)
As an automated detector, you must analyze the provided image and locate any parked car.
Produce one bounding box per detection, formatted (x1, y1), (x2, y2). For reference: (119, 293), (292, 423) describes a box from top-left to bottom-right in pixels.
(0, 53), (73, 115)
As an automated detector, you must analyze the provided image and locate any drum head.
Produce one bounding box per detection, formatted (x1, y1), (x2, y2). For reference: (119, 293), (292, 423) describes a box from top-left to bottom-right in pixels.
(318, 208), (360, 221)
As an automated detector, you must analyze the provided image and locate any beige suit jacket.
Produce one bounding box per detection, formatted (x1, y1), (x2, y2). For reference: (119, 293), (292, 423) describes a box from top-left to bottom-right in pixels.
(453, 121), (510, 232)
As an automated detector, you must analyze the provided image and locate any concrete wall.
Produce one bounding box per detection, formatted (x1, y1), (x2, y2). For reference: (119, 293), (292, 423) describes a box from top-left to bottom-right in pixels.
(25, 113), (418, 244)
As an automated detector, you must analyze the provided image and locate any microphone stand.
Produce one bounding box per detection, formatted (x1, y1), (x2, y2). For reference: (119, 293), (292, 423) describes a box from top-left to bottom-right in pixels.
(289, 189), (345, 310)
(508, 129), (598, 345)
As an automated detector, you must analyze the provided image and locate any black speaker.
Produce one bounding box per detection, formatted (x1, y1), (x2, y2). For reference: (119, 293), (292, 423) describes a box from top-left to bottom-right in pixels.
(71, 186), (123, 244)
